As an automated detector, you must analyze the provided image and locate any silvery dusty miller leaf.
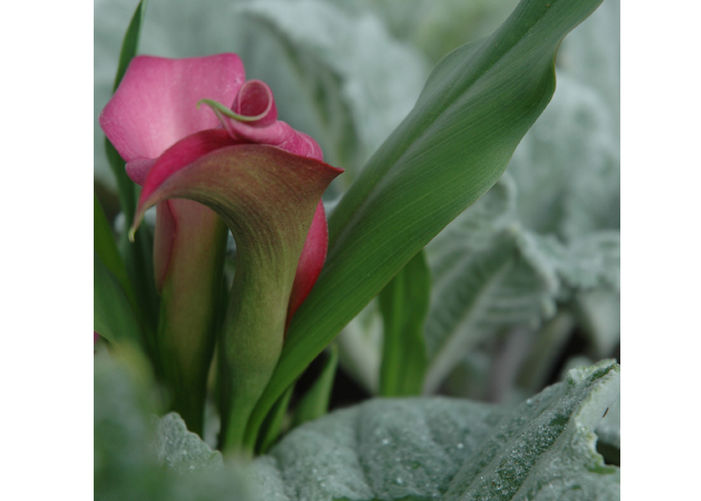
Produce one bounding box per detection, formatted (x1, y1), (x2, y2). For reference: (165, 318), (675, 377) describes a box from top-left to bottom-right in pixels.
(248, 361), (619, 500)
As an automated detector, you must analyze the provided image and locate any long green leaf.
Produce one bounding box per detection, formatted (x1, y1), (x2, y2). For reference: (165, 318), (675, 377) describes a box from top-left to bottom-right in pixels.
(94, 254), (142, 345)
(292, 344), (339, 427)
(112, 0), (149, 92)
(378, 251), (430, 396)
(94, 195), (132, 300)
(105, 0), (148, 223)
(246, 0), (603, 445)
(102, 0), (161, 344)
(256, 385), (293, 454)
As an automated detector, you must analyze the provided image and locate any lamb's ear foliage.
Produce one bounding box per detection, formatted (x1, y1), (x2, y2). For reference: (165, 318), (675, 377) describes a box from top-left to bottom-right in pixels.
(96, 354), (618, 501)
(245, 0), (604, 447)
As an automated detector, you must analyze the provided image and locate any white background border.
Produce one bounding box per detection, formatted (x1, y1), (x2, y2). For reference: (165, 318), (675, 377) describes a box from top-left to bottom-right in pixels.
(2, 0), (700, 499)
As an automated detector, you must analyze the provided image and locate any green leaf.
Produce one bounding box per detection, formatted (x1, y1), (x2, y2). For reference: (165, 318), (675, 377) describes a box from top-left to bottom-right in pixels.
(423, 232), (553, 394)
(337, 301), (383, 394)
(250, 0), (604, 441)
(112, 0), (148, 91)
(558, 0), (619, 118)
(94, 194), (133, 303)
(104, 0), (148, 223)
(94, 253), (142, 345)
(292, 345), (339, 427)
(96, 351), (618, 500)
(257, 385), (294, 454)
(96, 170), (157, 360)
(574, 289), (620, 358)
(378, 251), (430, 396)
(516, 311), (576, 393)
(251, 360), (619, 500)
(421, 67), (619, 395)
(507, 72), (619, 240)
(99, 0), (161, 349)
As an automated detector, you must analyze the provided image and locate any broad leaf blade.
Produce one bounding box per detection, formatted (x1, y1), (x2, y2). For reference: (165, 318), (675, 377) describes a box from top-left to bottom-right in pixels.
(250, 0), (604, 438)
(252, 361), (619, 500)
(96, 352), (618, 500)
(378, 251), (430, 396)
(443, 361), (619, 499)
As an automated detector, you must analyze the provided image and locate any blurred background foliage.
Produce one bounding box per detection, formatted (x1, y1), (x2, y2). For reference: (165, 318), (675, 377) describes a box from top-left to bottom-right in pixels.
(95, 0), (619, 405)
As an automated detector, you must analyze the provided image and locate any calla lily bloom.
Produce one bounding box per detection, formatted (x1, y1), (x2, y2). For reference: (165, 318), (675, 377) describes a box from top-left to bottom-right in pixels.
(100, 54), (341, 437)
(100, 54), (328, 320)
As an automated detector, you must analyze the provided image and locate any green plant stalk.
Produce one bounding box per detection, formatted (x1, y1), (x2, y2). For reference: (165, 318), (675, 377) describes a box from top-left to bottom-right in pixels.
(257, 385), (294, 454)
(218, 237), (297, 451)
(156, 201), (228, 435)
(291, 344), (338, 428)
(378, 251), (430, 396)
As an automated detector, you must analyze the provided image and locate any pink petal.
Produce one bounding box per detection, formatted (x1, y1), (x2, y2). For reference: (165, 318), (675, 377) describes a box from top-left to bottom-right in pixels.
(100, 53), (245, 163)
(233, 80), (278, 126)
(125, 158), (156, 185)
(221, 79), (324, 161)
(287, 200), (328, 326)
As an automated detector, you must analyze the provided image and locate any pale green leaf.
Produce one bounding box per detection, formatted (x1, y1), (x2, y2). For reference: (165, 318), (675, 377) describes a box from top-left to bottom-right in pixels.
(154, 413), (223, 472)
(328, 0), (520, 63)
(424, 231), (554, 393)
(421, 69), (619, 394)
(337, 301), (383, 394)
(95, 353), (258, 501)
(237, 0), (429, 178)
(508, 72), (619, 239)
(558, 0), (619, 117)
(574, 289), (620, 358)
(97, 352), (618, 500)
(250, 361), (619, 500)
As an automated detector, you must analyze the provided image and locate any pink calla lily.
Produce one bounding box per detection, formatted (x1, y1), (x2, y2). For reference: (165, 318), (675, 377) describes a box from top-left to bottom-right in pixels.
(101, 54), (329, 321)
(100, 53), (338, 434)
